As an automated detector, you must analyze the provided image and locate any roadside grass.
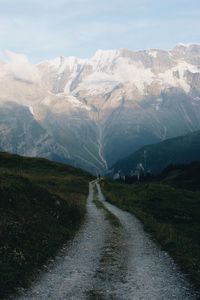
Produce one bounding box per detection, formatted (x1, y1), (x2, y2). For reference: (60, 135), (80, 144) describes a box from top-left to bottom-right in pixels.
(0, 152), (92, 299)
(103, 180), (200, 289)
(86, 289), (105, 300)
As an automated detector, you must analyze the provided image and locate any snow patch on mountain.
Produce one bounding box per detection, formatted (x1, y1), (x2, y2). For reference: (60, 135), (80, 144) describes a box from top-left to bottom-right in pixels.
(90, 49), (120, 70)
(76, 72), (120, 95)
(158, 61), (199, 92)
(49, 56), (86, 73)
(113, 58), (154, 92)
(28, 106), (35, 116)
(148, 50), (158, 58)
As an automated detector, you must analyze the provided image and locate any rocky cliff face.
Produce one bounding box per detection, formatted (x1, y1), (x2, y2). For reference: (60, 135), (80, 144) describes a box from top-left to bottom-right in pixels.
(0, 44), (200, 173)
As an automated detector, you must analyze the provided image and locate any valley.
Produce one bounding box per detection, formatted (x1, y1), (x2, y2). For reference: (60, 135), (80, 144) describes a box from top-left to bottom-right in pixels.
(1, 1), (200, 299)
(112, 130), (200, 175)
(1, 44), (200, 174)
(1, 41), (200, 300)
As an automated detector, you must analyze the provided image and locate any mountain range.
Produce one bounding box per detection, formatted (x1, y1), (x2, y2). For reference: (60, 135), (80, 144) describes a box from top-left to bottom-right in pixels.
(0, 44), (200, 174)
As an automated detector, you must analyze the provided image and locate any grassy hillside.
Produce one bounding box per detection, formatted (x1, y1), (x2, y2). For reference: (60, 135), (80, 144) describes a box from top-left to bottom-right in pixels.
(160, 161), (200, 190)
(0, 152), (92, 299)
(112, 130), (200, 174)
(103, 163), (200, 289)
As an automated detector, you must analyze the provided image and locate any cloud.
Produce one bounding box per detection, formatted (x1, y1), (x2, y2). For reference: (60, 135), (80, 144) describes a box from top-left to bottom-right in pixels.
(2, 51), (40, 83)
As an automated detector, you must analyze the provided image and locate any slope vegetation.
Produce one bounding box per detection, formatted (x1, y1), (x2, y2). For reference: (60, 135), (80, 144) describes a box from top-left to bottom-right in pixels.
(103, 162), (200, 289)
(0, 152), (91, 299)
(112, 130), (200, 174)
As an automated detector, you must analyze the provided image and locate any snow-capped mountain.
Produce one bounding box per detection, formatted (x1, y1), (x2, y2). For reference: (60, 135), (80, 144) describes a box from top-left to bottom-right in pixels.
(0, 44), (200, 174)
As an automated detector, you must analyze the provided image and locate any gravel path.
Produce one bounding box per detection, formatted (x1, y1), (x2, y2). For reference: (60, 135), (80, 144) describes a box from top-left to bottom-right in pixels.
(96, 182), (198, 300)
(17, 181), (198, 300)
(18, 181), (110, 300)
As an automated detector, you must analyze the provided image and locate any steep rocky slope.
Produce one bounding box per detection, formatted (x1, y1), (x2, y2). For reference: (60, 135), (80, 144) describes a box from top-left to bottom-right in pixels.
(1, 44), (200, 173)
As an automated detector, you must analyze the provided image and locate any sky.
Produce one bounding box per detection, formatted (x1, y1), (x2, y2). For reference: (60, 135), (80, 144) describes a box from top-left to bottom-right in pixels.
(0, 0), (200, 62)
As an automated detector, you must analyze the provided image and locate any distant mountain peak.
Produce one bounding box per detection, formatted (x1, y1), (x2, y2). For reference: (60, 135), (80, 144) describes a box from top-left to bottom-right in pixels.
(0, 44), (200, 174)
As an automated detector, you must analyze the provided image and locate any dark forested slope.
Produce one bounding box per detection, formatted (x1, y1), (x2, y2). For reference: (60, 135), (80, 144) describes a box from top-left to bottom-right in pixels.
(112, 130), (200, 174)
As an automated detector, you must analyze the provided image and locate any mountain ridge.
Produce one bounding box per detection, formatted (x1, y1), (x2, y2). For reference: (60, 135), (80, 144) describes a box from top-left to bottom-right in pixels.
(111, 130), (200, 175)
(1, 44), (200, 173)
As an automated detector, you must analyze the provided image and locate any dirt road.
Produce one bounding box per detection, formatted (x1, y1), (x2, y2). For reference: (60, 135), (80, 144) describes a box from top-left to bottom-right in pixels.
(18, 181), (197, 300)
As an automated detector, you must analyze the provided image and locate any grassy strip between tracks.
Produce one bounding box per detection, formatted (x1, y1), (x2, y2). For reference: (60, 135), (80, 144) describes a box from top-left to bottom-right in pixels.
(102, 180), (200, 290)
(93, 185), (121, 228)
